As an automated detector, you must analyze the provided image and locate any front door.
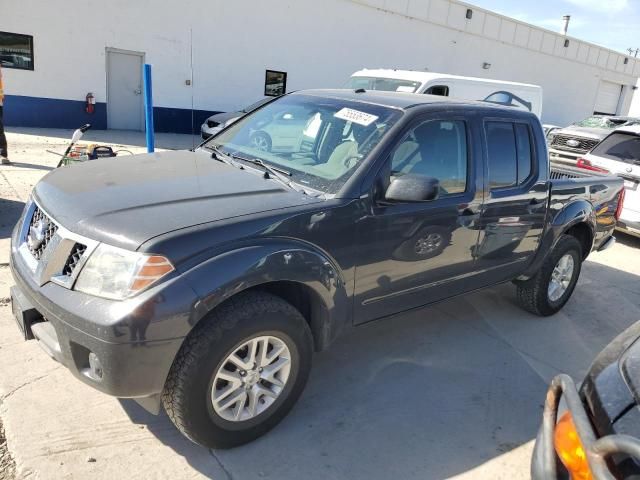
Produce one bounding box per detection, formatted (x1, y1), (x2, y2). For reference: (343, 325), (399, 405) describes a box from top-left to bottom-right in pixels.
(354, 115), (484, 324)
(106, 48), (144, 131)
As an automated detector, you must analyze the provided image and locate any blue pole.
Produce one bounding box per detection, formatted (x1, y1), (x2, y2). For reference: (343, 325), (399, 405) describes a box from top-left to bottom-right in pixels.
(143, 63), (155, 153)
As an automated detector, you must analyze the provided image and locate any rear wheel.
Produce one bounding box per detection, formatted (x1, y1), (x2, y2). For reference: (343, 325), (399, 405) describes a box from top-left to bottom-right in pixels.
(516, 234), (582, 316)
(162, 291), (313, 449)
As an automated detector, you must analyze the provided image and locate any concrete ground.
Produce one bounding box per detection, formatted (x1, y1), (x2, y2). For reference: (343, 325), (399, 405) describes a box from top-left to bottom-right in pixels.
(0, 127), (639, 479)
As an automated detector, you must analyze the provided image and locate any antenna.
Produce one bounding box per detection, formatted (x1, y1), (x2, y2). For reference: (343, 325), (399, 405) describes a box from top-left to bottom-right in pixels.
(190, 27), (195, 150)
(561, 15), (570, 35)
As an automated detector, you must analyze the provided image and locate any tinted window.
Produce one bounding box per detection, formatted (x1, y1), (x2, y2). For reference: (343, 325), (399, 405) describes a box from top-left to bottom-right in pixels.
(0, 31), (34, 70)
(391, 120), (467, 196)
(591, 133), (640, 165)
(486, 122), (517, 188)
(515, 124), (533, 183)
(425, 85), (449, 96)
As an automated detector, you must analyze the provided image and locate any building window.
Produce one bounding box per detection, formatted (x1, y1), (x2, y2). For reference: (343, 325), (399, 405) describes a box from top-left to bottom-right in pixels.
(0, 31), (34, 70)
(265, 70), (287, 97)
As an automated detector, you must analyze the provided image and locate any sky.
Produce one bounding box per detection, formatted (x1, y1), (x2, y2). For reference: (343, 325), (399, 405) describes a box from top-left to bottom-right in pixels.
(466, 0), (640, 55)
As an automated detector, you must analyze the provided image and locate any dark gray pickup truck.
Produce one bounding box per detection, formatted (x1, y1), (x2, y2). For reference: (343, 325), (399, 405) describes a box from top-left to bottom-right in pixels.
(10, 90), (625, 448)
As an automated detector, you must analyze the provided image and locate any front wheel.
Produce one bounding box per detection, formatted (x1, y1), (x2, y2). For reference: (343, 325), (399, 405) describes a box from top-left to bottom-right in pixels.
(516, 234), (582, 316)
(162, 291), (313, 449)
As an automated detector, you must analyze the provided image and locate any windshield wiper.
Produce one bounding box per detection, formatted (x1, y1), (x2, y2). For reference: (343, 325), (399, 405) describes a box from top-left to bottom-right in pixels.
(228, 154), (298, 191)
(209, 144), (245, 170)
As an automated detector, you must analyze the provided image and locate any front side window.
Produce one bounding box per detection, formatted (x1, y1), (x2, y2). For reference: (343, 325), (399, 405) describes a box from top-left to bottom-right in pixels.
(204, 94), (402, 194)
(590, 133), (640, 164)
(486, 121), (534, 189)
(0, 31), (34, 70)
(391, 119), (468, 196)
(346, 76), (421, 93)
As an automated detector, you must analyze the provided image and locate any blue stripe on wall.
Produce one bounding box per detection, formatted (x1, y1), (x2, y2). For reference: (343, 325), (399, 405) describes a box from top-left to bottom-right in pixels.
(4, 94), (221, 134)
(4, 95), (107, 129)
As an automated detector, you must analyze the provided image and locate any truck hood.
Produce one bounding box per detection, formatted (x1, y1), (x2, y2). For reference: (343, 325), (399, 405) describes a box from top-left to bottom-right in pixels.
(33, 150), (323, 250)
(555, 126), (610, 140)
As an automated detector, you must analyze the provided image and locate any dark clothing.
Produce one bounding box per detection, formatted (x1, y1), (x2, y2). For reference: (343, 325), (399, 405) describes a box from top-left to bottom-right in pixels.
(0, 106), (7, 158)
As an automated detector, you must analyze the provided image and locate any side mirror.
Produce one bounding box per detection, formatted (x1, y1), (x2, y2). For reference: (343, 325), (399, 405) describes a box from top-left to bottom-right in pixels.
(385, 174), (439, 202)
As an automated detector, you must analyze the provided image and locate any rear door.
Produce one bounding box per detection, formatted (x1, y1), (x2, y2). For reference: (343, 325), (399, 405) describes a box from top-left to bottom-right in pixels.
(475, 118), (549, 280)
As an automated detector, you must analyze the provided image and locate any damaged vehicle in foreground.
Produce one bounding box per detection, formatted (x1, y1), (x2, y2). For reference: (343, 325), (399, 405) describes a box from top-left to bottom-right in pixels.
(532, 322), (640, 479)
(10, 90), (625, 448)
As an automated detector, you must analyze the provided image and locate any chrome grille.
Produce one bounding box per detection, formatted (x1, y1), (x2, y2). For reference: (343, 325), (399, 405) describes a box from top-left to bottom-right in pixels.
(62, 243), (87, 277)
(27, 206), (58, 260)
(550, 135), (600, 154)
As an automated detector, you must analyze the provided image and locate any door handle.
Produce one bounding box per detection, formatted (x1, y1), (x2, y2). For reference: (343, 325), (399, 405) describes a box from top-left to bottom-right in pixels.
(134, 88), (142, 95)
(458, 208), (478, 228)
(527, 198), (545, 214)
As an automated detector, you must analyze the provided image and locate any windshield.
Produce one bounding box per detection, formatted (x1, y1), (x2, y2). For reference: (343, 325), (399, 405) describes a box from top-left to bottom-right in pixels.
(346, 76), (421, 93)
(574, 116), (640, 129)
(203, 94), (402, 194)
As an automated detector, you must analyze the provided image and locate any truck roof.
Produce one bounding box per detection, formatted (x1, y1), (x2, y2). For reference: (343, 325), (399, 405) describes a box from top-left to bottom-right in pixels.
(350, 69), (541, 90)
(295, 89), (535, 117)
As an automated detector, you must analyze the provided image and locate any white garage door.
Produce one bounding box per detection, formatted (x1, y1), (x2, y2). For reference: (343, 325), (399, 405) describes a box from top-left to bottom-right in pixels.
(594, 81), (622, 115)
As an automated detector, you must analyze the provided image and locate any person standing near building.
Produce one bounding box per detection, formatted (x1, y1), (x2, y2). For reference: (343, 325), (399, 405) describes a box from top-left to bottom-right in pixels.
(0, 64), (9, 165)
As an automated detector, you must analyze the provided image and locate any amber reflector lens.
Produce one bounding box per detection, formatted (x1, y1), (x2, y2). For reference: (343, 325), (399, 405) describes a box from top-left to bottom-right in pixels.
(130, 255), (174, 292)
(554, 412), (593, 480)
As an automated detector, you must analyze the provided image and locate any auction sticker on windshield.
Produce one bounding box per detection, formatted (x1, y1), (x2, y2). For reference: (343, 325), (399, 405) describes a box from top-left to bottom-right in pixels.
(334, 108), (379, 126)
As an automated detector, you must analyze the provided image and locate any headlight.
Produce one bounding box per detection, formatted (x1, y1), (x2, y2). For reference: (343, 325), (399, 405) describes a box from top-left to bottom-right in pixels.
(74, 243), (174, 300)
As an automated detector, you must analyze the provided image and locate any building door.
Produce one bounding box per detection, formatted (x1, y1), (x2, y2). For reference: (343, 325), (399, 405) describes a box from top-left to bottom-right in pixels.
(106, 48), (144, 130)
(594, 80), (622, 115)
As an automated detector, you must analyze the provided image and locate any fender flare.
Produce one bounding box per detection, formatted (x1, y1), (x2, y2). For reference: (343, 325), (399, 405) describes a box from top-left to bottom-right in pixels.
(181, 239), (350, 351)
(519, 199), (596, 280)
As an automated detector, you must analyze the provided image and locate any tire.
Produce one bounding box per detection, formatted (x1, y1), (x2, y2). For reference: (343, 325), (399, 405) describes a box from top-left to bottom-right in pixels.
(250, 131), (272, 152)
(162, 291), (313, 449)
(516, 234), (582, 316)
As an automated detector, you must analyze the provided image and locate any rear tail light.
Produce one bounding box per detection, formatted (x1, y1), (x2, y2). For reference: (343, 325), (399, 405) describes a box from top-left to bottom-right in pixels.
(576, 158), (609, 174)
(615, 186), (626, 221)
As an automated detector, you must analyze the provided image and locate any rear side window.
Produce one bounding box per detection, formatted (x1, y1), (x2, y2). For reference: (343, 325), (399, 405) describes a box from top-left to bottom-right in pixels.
(486, 122), (517, 188)
(485, 121), (534, 189)
(515, 124), (533, 183)
(590, 133), (640, 165)
(425, 85), (449, 96)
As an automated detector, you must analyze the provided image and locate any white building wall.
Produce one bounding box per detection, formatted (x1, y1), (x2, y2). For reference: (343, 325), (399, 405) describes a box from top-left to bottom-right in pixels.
(1, 0), (639, 131)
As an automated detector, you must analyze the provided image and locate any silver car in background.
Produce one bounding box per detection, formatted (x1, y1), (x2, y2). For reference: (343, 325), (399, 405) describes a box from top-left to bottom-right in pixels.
(548, 115), (640, 167)
(578, 125), (640, 238)
(201, 98), (272, 139)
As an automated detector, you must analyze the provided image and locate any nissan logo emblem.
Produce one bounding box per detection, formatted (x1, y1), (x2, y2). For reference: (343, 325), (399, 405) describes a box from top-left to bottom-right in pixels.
(565, 139), (580, 148)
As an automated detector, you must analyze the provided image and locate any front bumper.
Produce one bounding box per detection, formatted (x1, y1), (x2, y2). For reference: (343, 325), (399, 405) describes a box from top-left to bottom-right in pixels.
(9, 220), (199, 411)
(531, 374), (640, 480)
